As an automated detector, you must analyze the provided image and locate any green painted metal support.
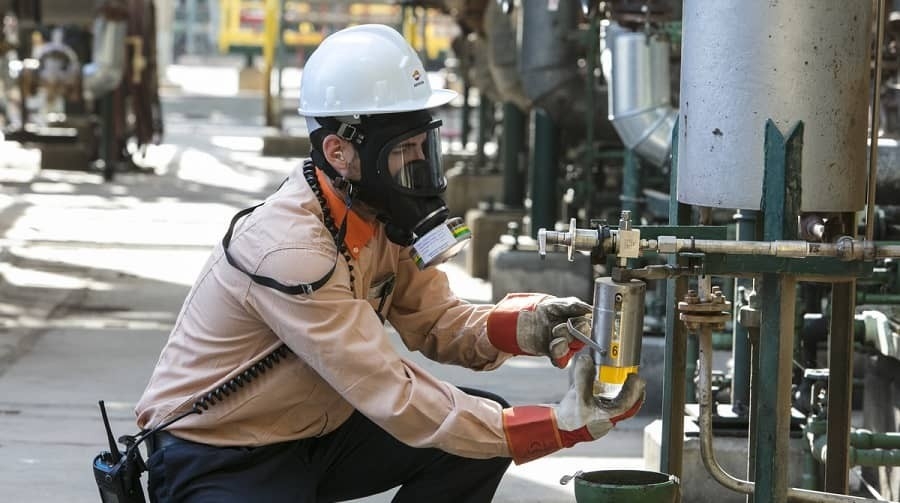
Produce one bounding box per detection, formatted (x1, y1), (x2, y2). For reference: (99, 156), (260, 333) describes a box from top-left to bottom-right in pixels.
(700, 255), (873, 277)
(529, 109), (559, 238)
(661, 119), (689, 497)
(501, 102), (526, 208)
(476, 96), (494, 170)
(827, 278), (856, 494)
(752, 120), (804, 503)
(807, 419), (900, 467)
(732, 210), (758, 416)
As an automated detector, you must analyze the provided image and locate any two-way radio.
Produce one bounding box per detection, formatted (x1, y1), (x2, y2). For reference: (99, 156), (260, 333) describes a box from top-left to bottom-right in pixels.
(92, 400), (147, 503)
(91, 344), (293, 502)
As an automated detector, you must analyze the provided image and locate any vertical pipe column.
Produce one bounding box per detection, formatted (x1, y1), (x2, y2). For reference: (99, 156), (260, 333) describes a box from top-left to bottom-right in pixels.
(662, 120), (689, 494)
(752, 120), (803, 503)
(476, 96), (493, 170)
(501, 102), (526, 208)
(732, 210), (759, 415)
(746, 320), (761, 503)
(529, 108), (559, 238)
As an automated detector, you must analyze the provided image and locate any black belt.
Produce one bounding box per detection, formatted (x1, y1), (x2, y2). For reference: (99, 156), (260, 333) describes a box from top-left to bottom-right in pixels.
(147, 431), (186, 455)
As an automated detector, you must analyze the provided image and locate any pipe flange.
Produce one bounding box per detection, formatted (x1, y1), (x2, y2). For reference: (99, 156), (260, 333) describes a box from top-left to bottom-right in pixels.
(677, 301), (733, 313)
(678, 299), (732, 331)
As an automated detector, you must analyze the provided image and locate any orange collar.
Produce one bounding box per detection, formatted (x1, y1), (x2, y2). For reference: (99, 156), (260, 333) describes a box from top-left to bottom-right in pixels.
(315, 170), (376, 259)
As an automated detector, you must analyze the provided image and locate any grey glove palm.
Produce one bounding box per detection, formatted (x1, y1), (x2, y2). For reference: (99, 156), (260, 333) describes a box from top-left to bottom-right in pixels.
(516, 296), (592, 367)
(555, 353), (646, 439)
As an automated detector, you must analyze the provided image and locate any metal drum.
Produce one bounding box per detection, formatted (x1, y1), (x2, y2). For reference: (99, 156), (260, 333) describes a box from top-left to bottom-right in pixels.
(676, 0), (873, 211)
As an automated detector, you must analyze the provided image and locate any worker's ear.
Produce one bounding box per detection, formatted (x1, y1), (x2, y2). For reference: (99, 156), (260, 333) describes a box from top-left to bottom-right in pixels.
(322, 134), (352, 178)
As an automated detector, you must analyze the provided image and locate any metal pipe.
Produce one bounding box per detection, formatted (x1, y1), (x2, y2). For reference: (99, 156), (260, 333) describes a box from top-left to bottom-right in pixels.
(601, 22), (677, 167)
(529, 108), (558, 238)
(697, 327), (882, 503)
(654, 237), (895, 261)
(867, 0), (887, 242)
(697, 325), (755, 495)
(540, 226), (900, 261)
(501, 102), (526, 208)
(746, 323), (761, 503)
(850, 430), (900, 450)
(732, 210), (758, 416)
(811, 433), (900, 468)
(857, 292), (900, 304)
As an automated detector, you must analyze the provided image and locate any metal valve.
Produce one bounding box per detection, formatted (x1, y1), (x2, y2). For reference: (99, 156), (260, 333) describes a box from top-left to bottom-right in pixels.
(538, 218), (602, 261)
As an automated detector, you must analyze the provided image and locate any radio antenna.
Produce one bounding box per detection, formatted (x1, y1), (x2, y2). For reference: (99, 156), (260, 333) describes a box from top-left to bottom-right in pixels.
(98, 400), (121, 464)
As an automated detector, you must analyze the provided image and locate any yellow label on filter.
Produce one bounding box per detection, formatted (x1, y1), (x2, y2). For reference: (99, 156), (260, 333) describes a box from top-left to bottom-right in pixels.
(598, 365), (639, 385)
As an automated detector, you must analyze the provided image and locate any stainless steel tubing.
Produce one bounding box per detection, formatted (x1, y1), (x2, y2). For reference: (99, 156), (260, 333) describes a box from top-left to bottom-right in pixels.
(654, 237), (892, 261)
(697, 325), (755, 496)
(697, 327), (885, 503)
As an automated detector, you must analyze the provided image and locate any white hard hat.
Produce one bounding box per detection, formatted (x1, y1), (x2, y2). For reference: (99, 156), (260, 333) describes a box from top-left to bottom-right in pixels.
(297, 24), (456, 118)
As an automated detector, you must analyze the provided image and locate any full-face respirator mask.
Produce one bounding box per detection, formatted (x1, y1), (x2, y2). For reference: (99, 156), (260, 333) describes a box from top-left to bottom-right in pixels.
(310, 111), (471, 270)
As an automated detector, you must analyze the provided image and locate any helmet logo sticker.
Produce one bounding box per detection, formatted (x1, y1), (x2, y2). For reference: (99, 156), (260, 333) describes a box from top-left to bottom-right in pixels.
(412, 69), (425, 88)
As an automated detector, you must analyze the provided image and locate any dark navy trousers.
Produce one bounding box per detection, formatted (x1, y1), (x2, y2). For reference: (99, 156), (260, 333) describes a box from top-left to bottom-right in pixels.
(146, 388), (512, 502)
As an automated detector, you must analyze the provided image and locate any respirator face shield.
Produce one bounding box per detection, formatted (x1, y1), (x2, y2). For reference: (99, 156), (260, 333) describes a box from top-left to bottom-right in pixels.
(372, 119), (471, 269)
(377, 122), (447, 198)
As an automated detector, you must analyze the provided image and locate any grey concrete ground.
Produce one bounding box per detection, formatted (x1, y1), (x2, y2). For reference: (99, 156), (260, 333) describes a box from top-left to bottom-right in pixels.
(0, 90), (654, 502)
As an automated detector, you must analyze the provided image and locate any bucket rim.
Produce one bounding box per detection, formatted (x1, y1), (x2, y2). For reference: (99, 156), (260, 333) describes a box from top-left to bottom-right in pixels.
(574, 469), (680, 488)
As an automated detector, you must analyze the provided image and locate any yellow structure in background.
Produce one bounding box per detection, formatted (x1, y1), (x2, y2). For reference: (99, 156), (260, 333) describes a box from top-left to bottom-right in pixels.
(217, 0), (455, 63)
(218, 0), (322, 53)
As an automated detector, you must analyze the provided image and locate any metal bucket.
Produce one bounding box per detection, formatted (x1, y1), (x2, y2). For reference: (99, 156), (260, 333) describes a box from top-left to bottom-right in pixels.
(574, 470), (679, 503)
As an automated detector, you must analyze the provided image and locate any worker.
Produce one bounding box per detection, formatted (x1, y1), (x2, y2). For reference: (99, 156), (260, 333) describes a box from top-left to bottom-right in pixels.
(135, 24), (645, 503)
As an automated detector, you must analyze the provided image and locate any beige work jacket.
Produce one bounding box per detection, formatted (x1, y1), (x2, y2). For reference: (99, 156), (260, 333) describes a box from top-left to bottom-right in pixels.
(135, 163), (513, 460)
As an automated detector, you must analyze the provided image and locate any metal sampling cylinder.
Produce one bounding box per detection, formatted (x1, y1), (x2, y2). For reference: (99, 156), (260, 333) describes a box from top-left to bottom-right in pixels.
(591, 277), (646, 399)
